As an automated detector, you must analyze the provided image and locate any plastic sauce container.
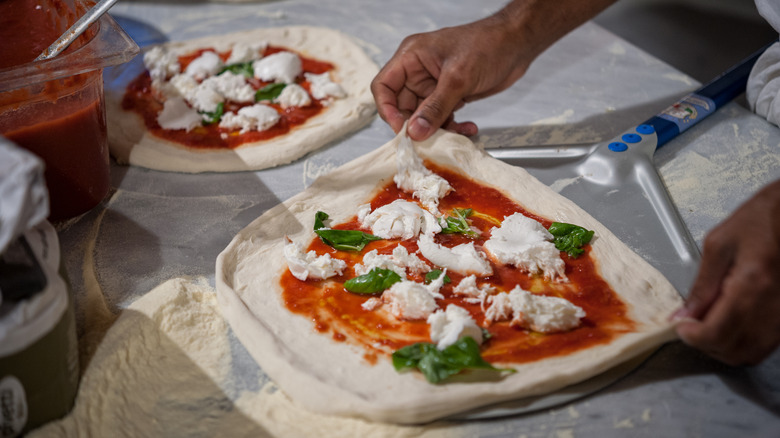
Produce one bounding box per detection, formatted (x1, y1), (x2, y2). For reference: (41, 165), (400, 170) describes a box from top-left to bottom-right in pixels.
(0, 0), (138, 222)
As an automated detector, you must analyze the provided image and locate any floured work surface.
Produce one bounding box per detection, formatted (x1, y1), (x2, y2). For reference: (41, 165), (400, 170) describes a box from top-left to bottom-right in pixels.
(216, 130), (683, 423)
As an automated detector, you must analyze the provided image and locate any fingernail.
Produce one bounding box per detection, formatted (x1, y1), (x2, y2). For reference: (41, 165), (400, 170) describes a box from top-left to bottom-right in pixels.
(670, 306), (691, 321)
(408, 116), (432, 140)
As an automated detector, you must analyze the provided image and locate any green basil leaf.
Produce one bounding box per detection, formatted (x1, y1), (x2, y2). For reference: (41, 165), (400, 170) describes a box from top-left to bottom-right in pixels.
(200, 102), (224, 125)
(424, 269), (451, 285)
(440, 208), (479, 237)
(548, 222), (595, 258)
(255, 83), (287, 102)
(392, 337), (514, 384)
(313, 211), (381, 252)
(344, 268), (401, 294)
(219, 62), (254, 78)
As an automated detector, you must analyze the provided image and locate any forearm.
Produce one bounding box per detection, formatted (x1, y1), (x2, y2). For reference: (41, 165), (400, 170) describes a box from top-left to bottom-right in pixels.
(489, 0), (619, 67)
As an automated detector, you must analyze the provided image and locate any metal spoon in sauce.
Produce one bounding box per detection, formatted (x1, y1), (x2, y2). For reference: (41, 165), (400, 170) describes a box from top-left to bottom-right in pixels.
(35, 0), (120, 61)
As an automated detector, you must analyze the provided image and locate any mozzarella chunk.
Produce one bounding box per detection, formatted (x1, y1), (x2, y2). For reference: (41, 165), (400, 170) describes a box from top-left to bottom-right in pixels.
(166, 74), (199, 99)
(394, 136), (452, 213)
(226, 42), (267, 64)
(427, 304), (483, 350)
(417, 234), (492, 276)
(453, 275), (494, 306)
(219, 104), (280, 133)
(283, 240), (346, 281)
(156, 96), (202, 132)
(485, 286), (585, 333)
(252, 51), (302, 84)
(484, 213), (567, 281)
(304, 72), (346, 100)
(188, 83), (224, 113)
(358, 200), (441, 240)
(200, 71), (256, 103)
(381, 280), (439, 321)
(184, 51), (224, 81)
(484, 292), (513, 325)
(361, 297), (383, 311)
(144, 46), (180, 83)
(275, 83), (312, 108)
(354, 245), (431, 277)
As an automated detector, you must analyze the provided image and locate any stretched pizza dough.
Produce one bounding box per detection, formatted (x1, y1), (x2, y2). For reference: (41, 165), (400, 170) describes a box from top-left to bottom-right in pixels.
(215, 129), (683, 424)
(107, 26), (378, 173)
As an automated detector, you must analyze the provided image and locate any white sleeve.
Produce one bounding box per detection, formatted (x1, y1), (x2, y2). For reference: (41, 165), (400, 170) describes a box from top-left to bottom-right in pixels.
(747, 41), (780, 127)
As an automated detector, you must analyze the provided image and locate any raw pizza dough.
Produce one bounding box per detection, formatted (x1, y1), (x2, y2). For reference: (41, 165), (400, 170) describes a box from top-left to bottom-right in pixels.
(215, 129), (683, 424)
(107, 26), (378, 173)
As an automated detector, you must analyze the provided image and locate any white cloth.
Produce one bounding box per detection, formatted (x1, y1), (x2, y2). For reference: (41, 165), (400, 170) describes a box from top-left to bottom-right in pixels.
(746, 0), (780, 126)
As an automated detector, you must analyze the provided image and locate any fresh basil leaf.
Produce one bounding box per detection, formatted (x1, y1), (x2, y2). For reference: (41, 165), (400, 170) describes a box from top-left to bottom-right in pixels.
(344, 268), (401, 294)
(440, 208), (479, 237)
(255, 83), (287, 102)
(313, 211), (381, 252)
(392, 337), (514, 384)
(219, 62), (254, 78)
(200, 102), (224, 125)
(548, 222), (595, 258)
(424, 269), (451, 285)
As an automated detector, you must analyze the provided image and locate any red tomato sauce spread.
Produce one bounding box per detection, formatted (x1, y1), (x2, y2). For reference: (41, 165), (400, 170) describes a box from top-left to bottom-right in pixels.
(122, 45), (335, 150)
(280, 163), (635, 366)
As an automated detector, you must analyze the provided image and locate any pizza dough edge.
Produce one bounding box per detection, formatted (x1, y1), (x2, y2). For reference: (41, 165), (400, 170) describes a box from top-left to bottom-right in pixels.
(215, 129), (683, 423)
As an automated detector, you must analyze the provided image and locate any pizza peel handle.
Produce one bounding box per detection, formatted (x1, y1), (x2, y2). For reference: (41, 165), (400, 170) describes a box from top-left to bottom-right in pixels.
(641, 40), (775, 149)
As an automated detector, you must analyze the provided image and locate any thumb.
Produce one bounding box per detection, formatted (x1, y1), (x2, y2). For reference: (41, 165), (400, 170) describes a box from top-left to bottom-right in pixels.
(407, 76), (467, 141)
(679, 239), (733, 320)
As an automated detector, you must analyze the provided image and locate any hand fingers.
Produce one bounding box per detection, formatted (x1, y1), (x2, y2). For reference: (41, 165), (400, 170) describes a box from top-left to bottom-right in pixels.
(678, 226), (735, 320)
(407, 66), (472, 141)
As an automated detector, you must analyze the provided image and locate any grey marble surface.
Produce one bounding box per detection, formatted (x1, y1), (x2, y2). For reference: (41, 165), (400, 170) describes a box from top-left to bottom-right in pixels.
(55, 0), (780, 436)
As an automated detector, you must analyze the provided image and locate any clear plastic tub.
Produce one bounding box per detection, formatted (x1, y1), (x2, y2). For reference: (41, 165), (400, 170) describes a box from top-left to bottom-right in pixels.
(0, 7), (139, 221)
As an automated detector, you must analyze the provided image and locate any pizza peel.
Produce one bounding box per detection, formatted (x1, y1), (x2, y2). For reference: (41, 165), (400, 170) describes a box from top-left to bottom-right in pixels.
(451, 42), (772, 420)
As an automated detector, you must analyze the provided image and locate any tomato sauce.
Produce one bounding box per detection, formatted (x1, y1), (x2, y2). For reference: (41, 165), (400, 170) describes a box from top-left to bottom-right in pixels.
(0, 0), (109, 221)
(121, 45), (335, 150)
(280, 163), (635, 366)
(4, 85), (109, 222)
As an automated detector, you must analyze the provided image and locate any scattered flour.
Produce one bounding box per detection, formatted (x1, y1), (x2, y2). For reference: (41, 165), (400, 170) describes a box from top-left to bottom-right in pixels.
(29, 277), (460, 438)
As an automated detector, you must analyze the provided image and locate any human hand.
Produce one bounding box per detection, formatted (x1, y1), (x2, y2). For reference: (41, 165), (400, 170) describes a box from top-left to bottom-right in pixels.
(370, 0), (618, 141)
(371, 14), (531, 141)
(675, 179), (780, 365)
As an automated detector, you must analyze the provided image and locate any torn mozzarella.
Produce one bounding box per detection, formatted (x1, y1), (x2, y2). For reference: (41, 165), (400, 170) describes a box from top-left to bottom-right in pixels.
(156, 97), (202, 132)
(358, 200), (441, 240)
(226, 42), (267, 64)
(484, 292), (513, 325)
(200, 71), (256, 103)
(184, 51), (224, 81)
(427, 304), (483, 350)
(144, 46), (180, 83)
(252, 51), (302, 84)
(417, 234), (492, 276)
(361, 297), (383, 311)
(485, 286), (585, 333)
(188, 83), (224, 113)
(484, 213), (567, 281)
(453, 275), (494, 306)
(283, 240), (346, 281)
(304, 72), (346, 100)
(166, 74), (199, 99)
(381, 280), (439, 321)
(275, 83), (312, 108)
(393, 136), (452, 213)
(219, 104), (280, 133)
(354, 245), (430, 277)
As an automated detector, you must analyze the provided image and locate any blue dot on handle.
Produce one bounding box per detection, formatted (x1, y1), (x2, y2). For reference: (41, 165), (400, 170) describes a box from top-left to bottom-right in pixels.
(636, 124), (655, 135)
(608, 142), (628, 152)
(622, 133), (641, 143)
